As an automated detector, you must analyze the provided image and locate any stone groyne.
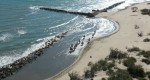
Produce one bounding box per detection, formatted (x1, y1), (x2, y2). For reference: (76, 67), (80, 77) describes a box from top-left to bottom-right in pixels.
(39, 1), (125, 17)
(0, 31), (68, 80)
(39, 7), (95, 18)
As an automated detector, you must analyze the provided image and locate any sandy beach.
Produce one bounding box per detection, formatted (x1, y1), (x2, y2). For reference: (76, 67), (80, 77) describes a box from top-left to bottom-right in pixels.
(48, 1), (150, 80)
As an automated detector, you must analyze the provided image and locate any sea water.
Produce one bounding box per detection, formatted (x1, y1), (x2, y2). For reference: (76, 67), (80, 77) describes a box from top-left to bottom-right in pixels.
(0, 0), (149, 80)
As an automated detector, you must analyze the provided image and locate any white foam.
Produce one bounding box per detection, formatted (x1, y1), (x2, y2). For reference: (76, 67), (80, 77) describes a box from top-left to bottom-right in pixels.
(29, 6), (40, 10)
(67, 18), (117, 56)
(67, 35), (92, 56)
(0, 33), (13, 42)
(0, 34), (56, 68)
(49, 16), (79, 30)
(22, 35), (55, 57)
(17, 30), (27, 35)
(0, 55), (21, 68)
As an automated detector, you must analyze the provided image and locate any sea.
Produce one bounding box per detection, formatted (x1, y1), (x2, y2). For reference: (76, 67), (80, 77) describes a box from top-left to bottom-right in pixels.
(0, 0), (149, 80)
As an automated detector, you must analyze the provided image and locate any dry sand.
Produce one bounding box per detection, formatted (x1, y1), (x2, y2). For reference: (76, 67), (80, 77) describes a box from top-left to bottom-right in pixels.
(48, 1), (150, 80)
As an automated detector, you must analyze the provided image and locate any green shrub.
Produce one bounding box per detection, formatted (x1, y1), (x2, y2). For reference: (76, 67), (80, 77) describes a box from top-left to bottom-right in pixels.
(92, 60), (112, 71)
(68, 72), (82, 80)
(91, 60), (107, 72)
(127, 47), (141, 52)
(131, 7), (138, 12)
(84, 59), (116, 79)
(137, 31), (143, 37)
(138, 50), (150, 58)
(147, 33), (150, 35)
(127, 65), (146, 78)
(107, 62), (115, 69)
(108, 69), (133, 80)
(109, 49), (127, 60)
(134, 25), (140, 29)
(141, 59), (150, 65)
(98, 60), (115, 71)
(84, 69), (94, 79)
(146, 71), (150, 80)
(147, 3), (150, 5)
(143, 38), (150, 42)
(101, 78), (106, 80)
(146, 72), (150, 79)
(88, 62), (93, 66)
(141, 9), (150, 16)
(84, 60), (108, 79)
(146, 71), (150, 75)
(123, 57), (136, 67)
(106, 69), (114, 76)
(148, 75), (150, 79)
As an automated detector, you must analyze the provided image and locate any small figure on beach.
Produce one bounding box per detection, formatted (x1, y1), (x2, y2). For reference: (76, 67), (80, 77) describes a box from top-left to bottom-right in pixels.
(74, 42), (78, 49)
(134, 24), (140, 29)
(78, 39), (81, 44)
(69, 44), (74, 53)
(69, 47), (74, 53)
(82, 35), (85, 40)
(70, 44), (73, 48)
(137, 31), (143, 37)
(92, 31), (96, 38)
(81, 41), (84, 46)
(88, 38), (90, 44)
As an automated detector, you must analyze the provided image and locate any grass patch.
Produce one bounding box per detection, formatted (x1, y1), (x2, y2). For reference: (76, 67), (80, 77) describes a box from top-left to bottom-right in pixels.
(147, 33), (150, 35)
(87, 61), (93, 67)
(148, 75), (150, 79)
(84, 69), (95, 79)
(108, 69), (133, 80)
(108, 48), (127, 60)
(134, 25), (140, 29)
(138, 78), (147, 80)
(147, 3), (150, 5)
(131, 7), (138, 12)
(146, 72), (150, 79)
(127, 47), (141, 52)
(84, 59), (116, 79)
(123, 57), (137, 67)
(102, 78), (106, 80)
(127, 65), (146, 78)
(143, 38), (150, 42)
(137, 50), (150, 58)
(141, 59), (150, 65)
(69, 48), (150, 80)
(137, 31), (143, 37)
(141, 8), (150, 16)
(68, 72), (82, 80)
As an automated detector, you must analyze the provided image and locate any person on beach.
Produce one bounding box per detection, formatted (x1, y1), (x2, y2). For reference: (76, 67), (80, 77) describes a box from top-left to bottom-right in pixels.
(92, 31), (96, 38)
(69, 44), (74, 53)
(74, 42), (78, 49)
(81, 41), (84, 46)
(78, 39), (81, 44)
(88, 38), (90, 44)
(82, 35), (85, 40)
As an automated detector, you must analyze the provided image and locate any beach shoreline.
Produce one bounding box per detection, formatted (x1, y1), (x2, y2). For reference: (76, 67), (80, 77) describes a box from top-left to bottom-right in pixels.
(47, 1), (150, 80)
(47, 19), (120, 80)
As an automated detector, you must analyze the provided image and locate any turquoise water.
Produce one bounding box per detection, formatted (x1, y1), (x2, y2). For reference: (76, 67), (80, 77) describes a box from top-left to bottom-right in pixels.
(0, 0), (148, 80)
